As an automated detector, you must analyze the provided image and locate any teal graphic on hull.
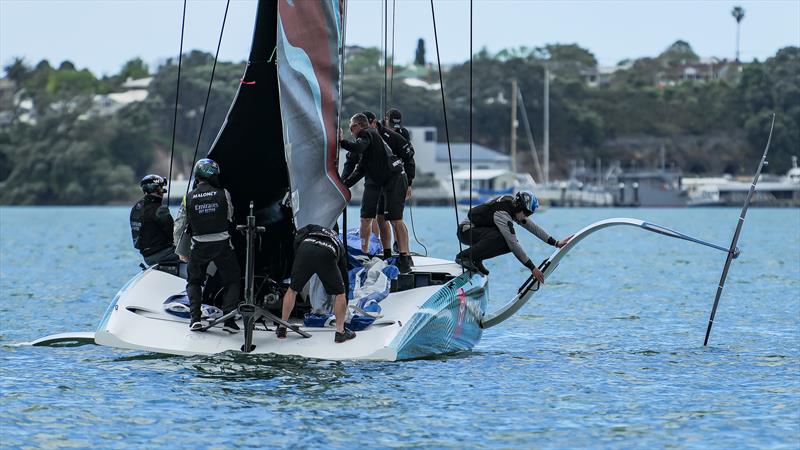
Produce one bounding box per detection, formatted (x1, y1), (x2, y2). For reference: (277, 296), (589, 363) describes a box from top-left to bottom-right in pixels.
(391, 272), (488, 360)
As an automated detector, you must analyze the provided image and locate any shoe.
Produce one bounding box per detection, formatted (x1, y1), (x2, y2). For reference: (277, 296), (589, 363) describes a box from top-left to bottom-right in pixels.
(222, 319), (240, 333)
(383, 249), (392, 259)
(455, 255), (480, 274)
(396, 254), (412, 274)
(475, 260), (490, 276)
(334, 328), (356, 343)
(189, 320), (208, 332)
(276, 325), (287, 339)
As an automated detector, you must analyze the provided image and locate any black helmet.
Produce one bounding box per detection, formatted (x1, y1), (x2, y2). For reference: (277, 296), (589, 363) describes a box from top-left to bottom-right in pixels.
(361, 110), (377, 125)
(514, 190), (539, 216)
(140, 174), (167, 194)
(193, 158), (220, 181)
(385, 108), (402, 125)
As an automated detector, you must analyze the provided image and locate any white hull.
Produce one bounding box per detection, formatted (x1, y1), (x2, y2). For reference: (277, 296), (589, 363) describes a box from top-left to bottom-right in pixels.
(94, 256), (488, 361)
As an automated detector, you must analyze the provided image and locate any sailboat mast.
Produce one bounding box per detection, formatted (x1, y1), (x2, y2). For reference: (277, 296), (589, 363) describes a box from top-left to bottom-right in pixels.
(543, 66), (550, 187)
(510, 79), (518, 173)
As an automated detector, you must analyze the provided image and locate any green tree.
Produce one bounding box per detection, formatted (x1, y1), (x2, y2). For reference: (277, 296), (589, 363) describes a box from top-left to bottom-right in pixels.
(414, 38), (426, 66)
(119, 57), (150, 80)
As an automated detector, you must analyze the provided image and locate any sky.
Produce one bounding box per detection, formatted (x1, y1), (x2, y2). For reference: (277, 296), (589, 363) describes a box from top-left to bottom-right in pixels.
(1, 0), (798, 77)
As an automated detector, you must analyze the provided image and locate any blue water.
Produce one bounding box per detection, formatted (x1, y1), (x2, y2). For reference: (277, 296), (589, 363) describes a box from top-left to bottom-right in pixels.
(1, 206), (798, 449)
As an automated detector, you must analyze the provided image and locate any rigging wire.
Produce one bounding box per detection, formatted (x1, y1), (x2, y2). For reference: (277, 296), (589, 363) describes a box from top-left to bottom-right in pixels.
(429, 0), (463, 256)
(166, 0), (187, 207)
(338, 0), (350, 294)
(389, 0), (396, 104)
(468, 0), (474, 263)
(384, 0), (390, 114)
(184, 0), (231, 200)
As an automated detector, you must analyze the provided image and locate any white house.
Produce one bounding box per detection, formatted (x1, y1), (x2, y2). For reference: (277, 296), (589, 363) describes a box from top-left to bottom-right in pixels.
(406, 126), (512, 181)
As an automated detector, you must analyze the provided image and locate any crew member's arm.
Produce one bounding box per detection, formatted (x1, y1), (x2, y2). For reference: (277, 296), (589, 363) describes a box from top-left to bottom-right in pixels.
(173, 196), (191, 260)
(518, 218), (571, 248)
(341, 151), (358, 181)
(338, 242), (350, 296)
(397, 138), (415, 187)
(155, 205), (175, 240)
(224, 189), (234, 222)
(339, 132), (371, 154)
(343, 155), (366, 188)
(493, 210), (534, 268)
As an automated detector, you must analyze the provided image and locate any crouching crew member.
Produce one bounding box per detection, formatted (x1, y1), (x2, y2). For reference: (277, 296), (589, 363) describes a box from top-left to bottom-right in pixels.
(279, 224), (355, 343)
(181, 158), (241, 333)
(339, 113), (409, 271)
(364, 110), (415, 272)
(130, 174), (180, 266)
(455, 191), (571, 282)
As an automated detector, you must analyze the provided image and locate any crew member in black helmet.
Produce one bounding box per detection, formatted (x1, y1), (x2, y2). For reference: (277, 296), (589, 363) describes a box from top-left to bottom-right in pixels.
(339, 113), (409, 271)
(277, 224), (356, 343)
(130, 174), (180, 266)
(362, 110), (415, 271)
(385, 108), (410, 141)
(180, 158), (241, 333)
(455, 191), (572, 281)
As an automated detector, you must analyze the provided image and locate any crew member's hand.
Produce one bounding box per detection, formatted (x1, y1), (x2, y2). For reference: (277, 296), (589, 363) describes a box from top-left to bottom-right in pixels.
(532, 267), (545, 284)
(337, 128), (343, 141)
(555, 234), (573, 248)
(405, 186), (412, 201)
(179, 255), (189, 263)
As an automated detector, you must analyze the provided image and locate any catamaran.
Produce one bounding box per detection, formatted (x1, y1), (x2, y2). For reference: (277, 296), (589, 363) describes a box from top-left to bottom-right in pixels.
(32, 0), (773, 360)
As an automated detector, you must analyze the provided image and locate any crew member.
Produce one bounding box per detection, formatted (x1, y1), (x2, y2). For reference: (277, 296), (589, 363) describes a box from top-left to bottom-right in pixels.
(278, 224), (355, 343)
(455, 191), (571, 281)
(385, 108), (410, 141)
(179, 158), (241, 333)
(363, 111), (415, 271)
(130, 174), (180, 266)
(339, 113), (409, 272)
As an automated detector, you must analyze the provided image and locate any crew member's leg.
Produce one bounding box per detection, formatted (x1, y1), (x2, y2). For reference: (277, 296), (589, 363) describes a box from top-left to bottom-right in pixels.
(456, 226), (509, 274)
(384, 174), (412, 272)
(143, 246), (180, 266)
(333, 293), (347, 333)
(278, 242), (316, 338)
(213, 240), (241, 332)
(360, 184), (381, 254)
(315, 247), (355, 342)
(186, 242), (212, 327)
(376, 194), (392, 258)
(281, 288), (297, 324)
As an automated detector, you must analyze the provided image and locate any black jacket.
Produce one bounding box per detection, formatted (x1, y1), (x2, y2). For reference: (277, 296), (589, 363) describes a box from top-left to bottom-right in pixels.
(340, 127), (403, 187)
(376, 123), (416, 186)
(393, 125), (410, 142)
(130, 194), (174, 256)
(467, 195), (517, 228)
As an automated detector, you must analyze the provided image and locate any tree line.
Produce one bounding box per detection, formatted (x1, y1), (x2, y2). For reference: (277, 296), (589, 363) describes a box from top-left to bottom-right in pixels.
(0, 41), (797, 204)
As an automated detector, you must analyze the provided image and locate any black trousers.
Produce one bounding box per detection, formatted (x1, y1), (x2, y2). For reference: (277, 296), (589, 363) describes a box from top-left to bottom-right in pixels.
(186, 239), (241, 322)
(456, 225), (510, 262)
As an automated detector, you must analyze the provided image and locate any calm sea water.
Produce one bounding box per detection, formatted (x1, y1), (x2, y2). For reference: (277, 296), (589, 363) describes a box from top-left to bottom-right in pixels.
(1, 206), (798, 449)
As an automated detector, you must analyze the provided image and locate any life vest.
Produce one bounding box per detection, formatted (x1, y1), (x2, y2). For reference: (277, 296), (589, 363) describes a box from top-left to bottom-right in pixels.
(467, 195), (517, 228)
(130, 195), (173, 256)
(186, 183), (229, 236)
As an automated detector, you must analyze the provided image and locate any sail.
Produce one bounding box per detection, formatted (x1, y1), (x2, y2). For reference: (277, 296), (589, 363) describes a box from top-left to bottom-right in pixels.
(204, 0), (348, 277)
(208, 0), (287, 217)
(277, 0), (348, 229)
(207, 0), (294, 279)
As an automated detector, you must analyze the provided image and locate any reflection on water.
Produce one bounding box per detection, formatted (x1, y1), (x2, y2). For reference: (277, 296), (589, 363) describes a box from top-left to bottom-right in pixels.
(0, 207), (798, 448)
